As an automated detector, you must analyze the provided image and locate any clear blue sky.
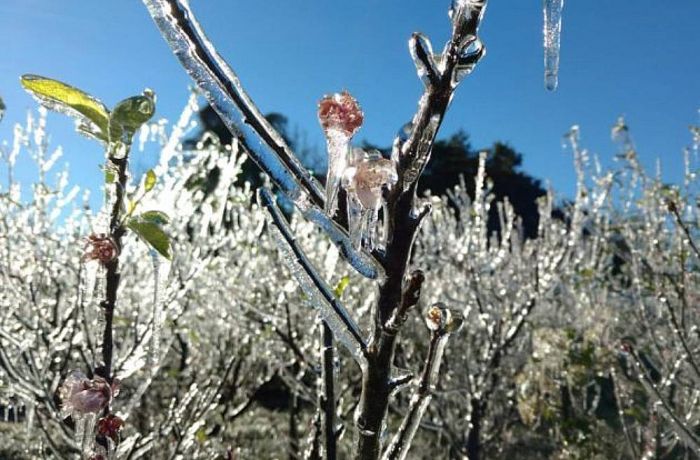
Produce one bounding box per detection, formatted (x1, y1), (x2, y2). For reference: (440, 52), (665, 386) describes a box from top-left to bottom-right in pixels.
(1, 1), (698, 203)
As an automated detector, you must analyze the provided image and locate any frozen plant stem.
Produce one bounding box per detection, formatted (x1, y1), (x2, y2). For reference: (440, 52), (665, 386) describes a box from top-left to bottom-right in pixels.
(382, 322), (452, 460)
(99, 152), (128, 386)
(355, 2), (487, 459)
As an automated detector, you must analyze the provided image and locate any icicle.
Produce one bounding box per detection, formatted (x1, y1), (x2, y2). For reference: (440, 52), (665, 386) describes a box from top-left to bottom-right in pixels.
(148, 250), (170, 367)
(258, 188), (367, 368)
(543, 0), (565, 91)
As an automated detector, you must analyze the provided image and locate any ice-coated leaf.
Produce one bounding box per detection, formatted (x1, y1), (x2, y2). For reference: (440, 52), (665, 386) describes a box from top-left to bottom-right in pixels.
(20, 74), (110, 141)
(144, 169), (157, 192)
(333, 276), (350, 298)
(110, 89), (156, 140)
(127, 215), (172, 259)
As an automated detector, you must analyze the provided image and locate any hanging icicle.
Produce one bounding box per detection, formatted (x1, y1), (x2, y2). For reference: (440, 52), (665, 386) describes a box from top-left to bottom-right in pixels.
(148, 250), (170, 367)
(543, 0), (565, 91)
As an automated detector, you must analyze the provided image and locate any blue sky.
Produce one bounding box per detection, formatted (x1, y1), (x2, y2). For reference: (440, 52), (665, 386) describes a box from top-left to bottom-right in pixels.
(1, 1), (698, 203)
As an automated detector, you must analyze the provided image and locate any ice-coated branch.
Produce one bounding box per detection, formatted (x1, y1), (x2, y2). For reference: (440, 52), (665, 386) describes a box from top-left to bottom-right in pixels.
(623, 343), (700, 452)
(142, 0), (383, 280)
(321, 323), (337, 460)
(382, 304), (463, 460)
(302, 206), (383, 279)
(142, 0), (323, 206)
(397, 0), (488, 188)
(354, 3), (488, 459)
(257, 187), (368, 366)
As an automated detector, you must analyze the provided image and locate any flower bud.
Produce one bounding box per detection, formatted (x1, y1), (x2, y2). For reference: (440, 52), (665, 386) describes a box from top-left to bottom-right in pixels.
(59, 371), (120, 417)
(318, 91), (364, 138)
(83, 233), (119, 266)
(97, 414), (124, 442)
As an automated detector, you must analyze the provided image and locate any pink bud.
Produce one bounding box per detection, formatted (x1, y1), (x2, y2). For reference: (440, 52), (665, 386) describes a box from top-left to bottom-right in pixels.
(83, 234), (119, 266)
(59, 371), (119, 417)
(97, 414), (124, 442)
(318, 91), (364, 138)
(350, 158), (397, 209)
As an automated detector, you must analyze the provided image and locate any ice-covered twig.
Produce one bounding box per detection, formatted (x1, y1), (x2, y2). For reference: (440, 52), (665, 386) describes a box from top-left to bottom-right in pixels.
(257, 187), (368, 366)
(301, 206), (383, 279)
(321, 323), (337, 460)
(622, 342), (700, 452)
(142, 0), (324, 206)
(382, 304), (463, 460)
(398, 0), (488, 190)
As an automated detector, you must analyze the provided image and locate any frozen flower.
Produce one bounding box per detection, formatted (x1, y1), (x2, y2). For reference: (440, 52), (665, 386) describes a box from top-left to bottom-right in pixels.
(349, 157), (397, 210)
(97, 414), (124, 442)
(59, 371), (120, 418)
(318, 91), (365, 216)
(83, 233), (119, 265)
(342, 150), (397, 249)
(318, 91), (364, 138)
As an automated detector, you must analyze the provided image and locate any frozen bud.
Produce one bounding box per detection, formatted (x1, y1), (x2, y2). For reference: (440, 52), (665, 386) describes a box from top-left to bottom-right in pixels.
(97, 414), (124, 442)
(425, 303), (464, 335)
(59, 371), (120, 417)
(350, 157), (398, 210)
(83, 233), (119, 266)
(318, 91), (364, 138)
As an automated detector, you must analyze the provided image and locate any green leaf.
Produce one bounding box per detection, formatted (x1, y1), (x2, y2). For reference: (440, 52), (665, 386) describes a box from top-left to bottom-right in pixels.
(144, 169), (157, 192)
(127, 215), (171, 259)
(20, 74), (109, 141)
(333, 276), (350, 298)
(109, 89), (156, 141)
(140, 210), (170, 225)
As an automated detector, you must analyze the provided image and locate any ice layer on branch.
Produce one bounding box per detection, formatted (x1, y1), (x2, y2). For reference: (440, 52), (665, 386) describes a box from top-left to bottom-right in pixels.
(258, 187), (367, 368)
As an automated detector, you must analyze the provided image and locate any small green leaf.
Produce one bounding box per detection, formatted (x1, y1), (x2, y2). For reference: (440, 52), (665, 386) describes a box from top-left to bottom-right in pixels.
(109, 89), (156, 141)
(144, 169), (157, 192)
(140, 210), (170, 225)
(333, 276), (350, 298)
(127, 215), (171, 259)
(20, 74), (110, 141)
(195, 427), (207, 444)
(0, 95), (6, 123)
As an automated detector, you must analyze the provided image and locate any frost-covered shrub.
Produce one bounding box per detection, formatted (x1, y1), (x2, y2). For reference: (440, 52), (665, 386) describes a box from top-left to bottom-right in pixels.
(2, 93), (699, 459)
